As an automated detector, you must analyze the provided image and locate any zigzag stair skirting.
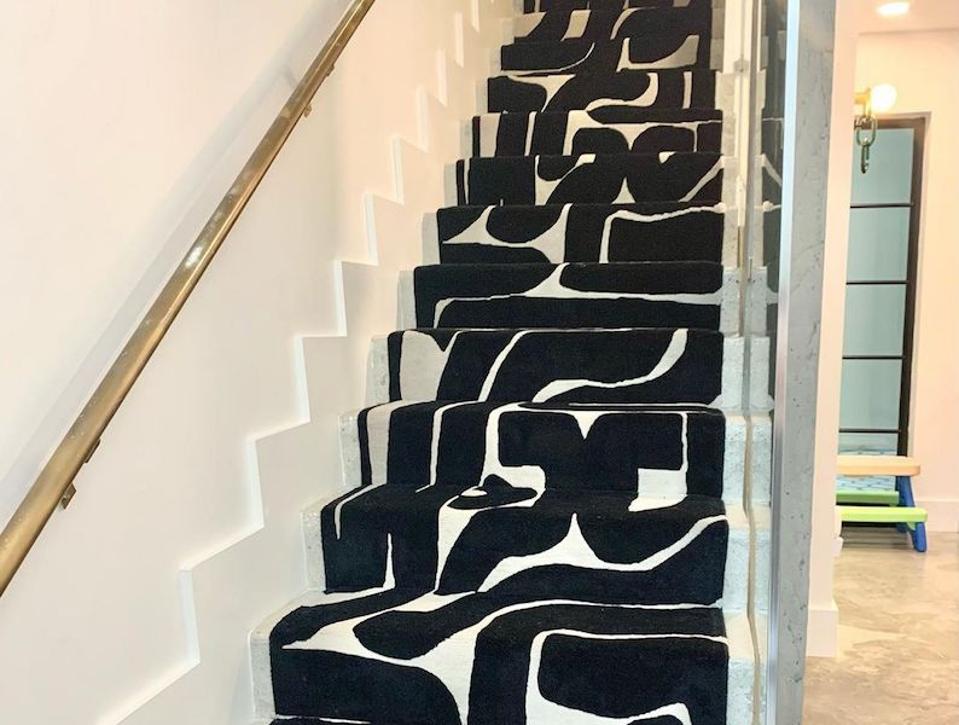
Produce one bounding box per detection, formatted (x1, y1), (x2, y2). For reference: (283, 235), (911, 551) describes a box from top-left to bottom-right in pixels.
(254, 0), (765, 722)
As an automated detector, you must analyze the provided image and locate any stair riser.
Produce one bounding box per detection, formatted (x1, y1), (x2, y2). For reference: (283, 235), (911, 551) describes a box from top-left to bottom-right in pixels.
(340, 402), (745, 499)
(499, 34), (714, 76)
(487, 69), (718, 113)
(309, 505), (751, 615)
(250, 604), (756, 725)
(316, 490), (744, 602)
(351, 404), (729, 492)
(469, 111), (732, 157)
(401, 265), (740, 332)
(512, 5), (724, 47)
(425, 202), (738, 266)
(446, 153), (733, 206)
(368, 329), (745, 408)
(269, 635), (730, 723)
(255, 605), (751, 724)
(751, 504), (772, 615)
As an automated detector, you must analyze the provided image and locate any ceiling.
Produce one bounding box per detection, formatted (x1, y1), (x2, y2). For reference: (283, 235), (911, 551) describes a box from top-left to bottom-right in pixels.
(853, 0), (959, 34)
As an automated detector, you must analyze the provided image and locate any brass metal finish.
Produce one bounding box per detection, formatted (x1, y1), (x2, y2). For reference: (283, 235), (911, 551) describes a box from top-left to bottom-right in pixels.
(854, 87), (878, 174)
(0, 0), (376, 598)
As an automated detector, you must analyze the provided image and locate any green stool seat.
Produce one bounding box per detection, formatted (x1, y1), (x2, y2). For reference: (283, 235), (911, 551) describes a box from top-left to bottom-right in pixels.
(836, 489), (901, 506)
(839, 505), (927, 525)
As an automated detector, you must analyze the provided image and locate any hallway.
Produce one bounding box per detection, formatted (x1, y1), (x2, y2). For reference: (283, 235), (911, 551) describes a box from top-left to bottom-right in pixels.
(804, 532), (959, 723)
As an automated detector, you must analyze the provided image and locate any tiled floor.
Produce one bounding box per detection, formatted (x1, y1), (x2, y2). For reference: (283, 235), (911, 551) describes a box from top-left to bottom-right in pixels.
(804, 530), (959, 724)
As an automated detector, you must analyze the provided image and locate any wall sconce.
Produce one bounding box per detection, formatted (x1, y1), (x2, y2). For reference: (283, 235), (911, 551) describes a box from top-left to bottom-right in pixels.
(854, 84), (897, 174)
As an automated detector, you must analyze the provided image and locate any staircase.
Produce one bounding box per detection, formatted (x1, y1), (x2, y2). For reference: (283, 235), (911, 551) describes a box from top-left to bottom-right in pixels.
(253, 0), (760, 722)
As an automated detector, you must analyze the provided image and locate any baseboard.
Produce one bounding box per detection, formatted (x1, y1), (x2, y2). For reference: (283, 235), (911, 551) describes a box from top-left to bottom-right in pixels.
(805, 599), (839, 658)
(918, 496), (959, 533)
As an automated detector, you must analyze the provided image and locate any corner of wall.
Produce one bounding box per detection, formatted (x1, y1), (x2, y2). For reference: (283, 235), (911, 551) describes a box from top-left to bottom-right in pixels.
(805, 0), (860, 662)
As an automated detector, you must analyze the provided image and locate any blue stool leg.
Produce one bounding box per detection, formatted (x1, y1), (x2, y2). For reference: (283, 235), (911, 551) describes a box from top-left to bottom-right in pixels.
(897, 475), (928, 553)
(895, 476), (908, 533)
(912, 522), (928, 553)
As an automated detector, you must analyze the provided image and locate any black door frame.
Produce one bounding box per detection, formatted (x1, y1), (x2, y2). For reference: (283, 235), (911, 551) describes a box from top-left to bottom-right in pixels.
(841, 116), (924, 455)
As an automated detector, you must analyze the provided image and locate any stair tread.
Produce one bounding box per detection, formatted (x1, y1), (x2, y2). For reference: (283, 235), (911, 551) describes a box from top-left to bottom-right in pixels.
(327, 486), (734, 528)
(488, 68), (719, 79)
(502, 35), (708, 51)
(461, 149), (722, 160)
(359, 399), (727, 412)
(412, 258), (727, 276)
(437, 199), (725, 212)
(521, 0), (710, 13)
(474, 107), (722, 121)
(416, 258), (722, 270)
(489, 66), (716, 81)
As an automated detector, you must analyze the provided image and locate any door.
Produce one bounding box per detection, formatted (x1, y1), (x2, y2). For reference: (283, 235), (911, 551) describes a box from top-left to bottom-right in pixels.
(839, 118), (924, 455)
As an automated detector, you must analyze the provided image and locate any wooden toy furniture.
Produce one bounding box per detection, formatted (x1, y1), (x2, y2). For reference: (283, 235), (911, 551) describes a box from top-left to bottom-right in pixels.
(836, 455), (927, 552)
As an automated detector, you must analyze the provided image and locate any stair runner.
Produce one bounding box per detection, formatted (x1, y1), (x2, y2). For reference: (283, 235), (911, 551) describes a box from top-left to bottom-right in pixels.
(258, 0), (755, 722)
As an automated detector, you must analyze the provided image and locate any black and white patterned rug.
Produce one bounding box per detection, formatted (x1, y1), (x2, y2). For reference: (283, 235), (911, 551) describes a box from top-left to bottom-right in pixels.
(260, 0), (755, 722)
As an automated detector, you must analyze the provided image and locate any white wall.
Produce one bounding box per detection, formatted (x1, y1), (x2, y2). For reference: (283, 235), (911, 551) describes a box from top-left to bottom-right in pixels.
(0, 0), (511, 722)
(856, 30), (959, 533)
(809, 24), (959, 657)
(805, 0), (857, 659)
(0, 0), (347, 523)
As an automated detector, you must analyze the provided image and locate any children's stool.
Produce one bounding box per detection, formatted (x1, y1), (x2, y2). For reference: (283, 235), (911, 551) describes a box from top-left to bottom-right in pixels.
(836, 455), (927, 552)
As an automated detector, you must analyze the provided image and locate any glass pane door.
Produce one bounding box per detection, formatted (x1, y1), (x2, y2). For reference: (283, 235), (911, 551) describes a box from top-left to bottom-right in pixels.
(839, 120), (923, 454)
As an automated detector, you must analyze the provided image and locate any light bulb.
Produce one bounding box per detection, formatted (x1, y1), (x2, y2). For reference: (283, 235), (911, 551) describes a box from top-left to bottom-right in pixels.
(877, 2), (910, 17)
(871, 84), (898, 112)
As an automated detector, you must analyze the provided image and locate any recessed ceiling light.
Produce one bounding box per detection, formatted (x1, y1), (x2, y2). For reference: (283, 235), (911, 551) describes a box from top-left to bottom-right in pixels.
(877, 1), (910, 17)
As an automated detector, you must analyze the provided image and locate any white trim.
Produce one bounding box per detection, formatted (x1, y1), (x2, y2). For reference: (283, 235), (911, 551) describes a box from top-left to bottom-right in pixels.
(397, 271), (417, 328)
(726, 612), (759, 725)
(725, 504), (755, 612)
(366, 336), (391, 405)
(719, 335), (745, 410)
(805, 600), (839, 658)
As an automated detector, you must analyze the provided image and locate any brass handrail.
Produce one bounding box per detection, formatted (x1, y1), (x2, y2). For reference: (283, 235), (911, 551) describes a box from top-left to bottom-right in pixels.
(0, 0), (376, 598)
